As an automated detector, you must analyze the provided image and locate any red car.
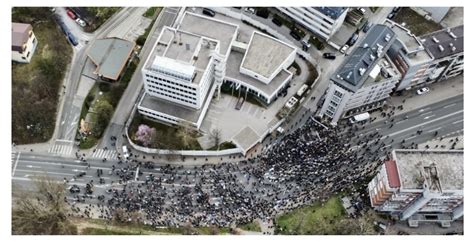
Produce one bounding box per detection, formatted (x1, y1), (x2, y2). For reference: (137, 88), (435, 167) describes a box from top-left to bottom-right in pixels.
(67, 10), (77, 20)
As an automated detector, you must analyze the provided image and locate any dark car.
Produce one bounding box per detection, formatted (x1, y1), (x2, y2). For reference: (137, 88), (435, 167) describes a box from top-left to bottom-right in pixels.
(67, 32), (78, 46)
(290, 31), (302, 41)
(69, 185), (80, 193)
(272, 17), (282, 26)
(347, 33), (359, 46)
(202, 8), (215, 17)
(387, 12), (395, 19)
(322, 53), (336, 60)
(76, 171), (86, 177)
(363, 22), (373, 33)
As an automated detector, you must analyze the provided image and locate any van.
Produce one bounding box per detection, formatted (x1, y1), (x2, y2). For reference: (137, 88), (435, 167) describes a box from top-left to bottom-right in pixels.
(122, 145), (130, 159)
(202, 8), (215, 17)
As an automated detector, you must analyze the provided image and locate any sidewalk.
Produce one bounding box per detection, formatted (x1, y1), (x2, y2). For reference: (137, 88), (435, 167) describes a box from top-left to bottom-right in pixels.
(370, 75), (463, 122)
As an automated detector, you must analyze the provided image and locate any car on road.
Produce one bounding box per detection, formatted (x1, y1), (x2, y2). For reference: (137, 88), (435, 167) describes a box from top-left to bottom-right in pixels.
(68, 185), (80, 193)
(76, 171), (86, 177)
(416, 87), (430, 95)
(67, 32), (78, 46)
(357, 7), (366, 15)
(363, 21), (373, 33)
(202, 8), (215, 17)
(387, 12), (395, 19)
(347, 32), (359, 46)
(323, 52), (336, 60)
(245, 7), (255, 14)
(66, 9), (77, 20)
(76, 18), (86, 27)
(340, 44), (349, 54)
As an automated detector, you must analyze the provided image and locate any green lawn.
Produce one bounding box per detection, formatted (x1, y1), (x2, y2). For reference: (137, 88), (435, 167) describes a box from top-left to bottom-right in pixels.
(12, 8), (73, 144)
(392, 7), (442, 36)
(238, 221), (262, 232)
(143, 7), (159, 18)
(276, 196), (346, 235)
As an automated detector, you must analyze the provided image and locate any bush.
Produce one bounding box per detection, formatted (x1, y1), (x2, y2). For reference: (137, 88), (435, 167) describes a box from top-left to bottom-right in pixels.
(309, 36), (325, 50)
(256, 8), (270, 18)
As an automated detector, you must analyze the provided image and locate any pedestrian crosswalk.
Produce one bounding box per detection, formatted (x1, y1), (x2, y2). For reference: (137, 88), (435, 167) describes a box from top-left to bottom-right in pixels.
(48, 144), (73, 155)
(90, 149), (118, 159)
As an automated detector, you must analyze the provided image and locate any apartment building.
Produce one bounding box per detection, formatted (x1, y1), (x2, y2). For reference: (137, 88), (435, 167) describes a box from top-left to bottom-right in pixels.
(318, 25), (400, 125)
(368, 149), (463, 227)
(12, 22), (38, 63)
(276, 7), (348, 41)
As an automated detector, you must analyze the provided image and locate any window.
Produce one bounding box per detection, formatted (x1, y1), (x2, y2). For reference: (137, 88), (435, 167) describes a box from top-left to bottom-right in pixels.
(334, 90), (343, 98)
(32, 37), (36, 44)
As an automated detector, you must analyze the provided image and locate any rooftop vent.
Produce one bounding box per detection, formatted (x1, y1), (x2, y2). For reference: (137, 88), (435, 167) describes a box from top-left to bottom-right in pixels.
(359, 68), (366, 76)
(363, 43), (369, 48)
(449, 32), (457, 39)
(451, 46), (456, 52)
(449, 43), (454, 47)
(432, 37), (439, 43)
(337, 74), (343, 80)
(385, 34), (391, 42)
(370, 54), (376, 61)
(346, 71), (353, 80)
(438, 45), (444, 52)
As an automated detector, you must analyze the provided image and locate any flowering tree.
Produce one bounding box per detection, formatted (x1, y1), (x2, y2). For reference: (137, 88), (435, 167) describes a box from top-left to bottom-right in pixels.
(135, 124), (156, 147)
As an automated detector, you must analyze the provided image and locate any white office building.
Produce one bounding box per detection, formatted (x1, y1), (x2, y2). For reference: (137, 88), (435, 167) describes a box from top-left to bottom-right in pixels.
(276, 7), (348, 41)
(318, 25), (400, 125)
(369, 150), (463, 227)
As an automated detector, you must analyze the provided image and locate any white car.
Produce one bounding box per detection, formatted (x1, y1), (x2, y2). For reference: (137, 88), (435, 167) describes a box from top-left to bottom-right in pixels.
(340, 44), (349, 54)
(76, 18), (86, 27)
(416, 87), (430, 95)
(358, 7), (366, 15)
(245, 7), (255, 14)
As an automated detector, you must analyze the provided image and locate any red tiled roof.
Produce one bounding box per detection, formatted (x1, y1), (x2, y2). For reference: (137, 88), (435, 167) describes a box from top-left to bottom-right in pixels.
(385, 160), (401, 188)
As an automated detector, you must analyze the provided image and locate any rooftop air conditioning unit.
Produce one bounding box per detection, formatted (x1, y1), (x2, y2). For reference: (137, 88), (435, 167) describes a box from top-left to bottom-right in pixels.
(432, 37), (439, 43)
(449, 32), (457, 39)
(438, 45), (444, 52)
(385, 34), (391, 42)
(451, 46), (456, 52)
(359, 68), (366, 75)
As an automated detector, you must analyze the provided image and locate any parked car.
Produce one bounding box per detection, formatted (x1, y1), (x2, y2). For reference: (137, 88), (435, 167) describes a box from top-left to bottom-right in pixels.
(416, 87), (430, 95)
(301, 40), (311, 51)
(347, 33), (359, 46)
(363, 21), (373, 33)
(357, 7), (366, 15)
(66, 9), (77, 20)
(387, 12), (395, 19)
(323, 53), (336, 60)
(67, 32), (78, 46)
(202, 8), (215, 17)
(245, 7), (255, 14)
(393, 7), (401, 13)
(340, 44), (349, 54)
(272, 17), (283, 26)
(290, 31), (302, 41)
(76, 18), (86, 27)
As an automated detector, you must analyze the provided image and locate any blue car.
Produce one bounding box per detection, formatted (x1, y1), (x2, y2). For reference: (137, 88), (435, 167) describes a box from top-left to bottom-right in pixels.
(67, 32), (78, 46)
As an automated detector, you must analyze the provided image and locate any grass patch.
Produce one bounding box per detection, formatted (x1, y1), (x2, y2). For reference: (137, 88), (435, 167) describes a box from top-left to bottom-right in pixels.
(128, 113), (202, 150)
(143, 7), (158, 18)
(276, 196), (346, 235)
(137, 7), (163, 46)
(238, 221), (261, 232)
(208, 141), (237, 151)
(83, 7), (121, 33)
(392, 7), (442, 36)
(79, 136), (98, 149)
(12, 7), (73, 144)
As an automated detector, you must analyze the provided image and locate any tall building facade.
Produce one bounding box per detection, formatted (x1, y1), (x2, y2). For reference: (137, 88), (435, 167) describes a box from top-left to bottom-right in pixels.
(276, 7), (348, 41)
(369, 150), (463, 227)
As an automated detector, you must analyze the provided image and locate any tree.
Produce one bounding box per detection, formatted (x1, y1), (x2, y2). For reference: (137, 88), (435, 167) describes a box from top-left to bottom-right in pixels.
(134, 124), (156, 147)
(177, 121), (194, 149)
(210, 128), (222, 150)
(92, 99), (113, 137)
(12, 176), (78, 235)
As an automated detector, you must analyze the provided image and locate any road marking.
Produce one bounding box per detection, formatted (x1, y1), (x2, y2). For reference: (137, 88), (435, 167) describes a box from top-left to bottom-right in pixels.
(420, 111), (432, 116)
(56, 139), (73, 143)
(444, 103), (456, 109)
(18, 159), (110, 170)
(12, 152), (21, 176)
(452, 120), (463, 125)
(405, 135), (418, 141)
(424, 115), (435, 120)
(26, 165), (41, 169)
(388, 110), (463, 137)
(395, 120), (405, 125)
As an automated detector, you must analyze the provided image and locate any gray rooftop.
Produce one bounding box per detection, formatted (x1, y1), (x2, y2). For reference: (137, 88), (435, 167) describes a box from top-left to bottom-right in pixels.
(12, 22), (32, 52)
(241, 31), (295, 79)
(228, 51), (291, 97)
(87, 38), (135, 80)
(394, 150), (463, 191)
(420, 25), (463, 59)
(331, 25), (396, 92)
(314, 7), (347, 20)
(362, 56), (401, 87)
(232, 126), (260, 153)
(178, 12), (238, 56)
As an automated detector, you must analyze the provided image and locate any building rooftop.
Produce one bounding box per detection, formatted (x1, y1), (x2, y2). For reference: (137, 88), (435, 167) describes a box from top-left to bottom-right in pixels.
(12, 22), (32, 52)
(331, 25), (396, 92)
(232, 126), (260, 154)
(362, 55), (401, 87)
(87, 38), (135, 80)
(420, 25), (463, 59)
(314, 7), (347, 20)
(241, 31), (296, 80)
(393, 150), (463, 191)
(178, 11), (238, 56)
(228, 51), (291, 97)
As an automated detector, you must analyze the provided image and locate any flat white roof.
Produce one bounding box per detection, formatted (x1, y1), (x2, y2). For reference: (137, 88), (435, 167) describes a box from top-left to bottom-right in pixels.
(152, 56), (195, 79)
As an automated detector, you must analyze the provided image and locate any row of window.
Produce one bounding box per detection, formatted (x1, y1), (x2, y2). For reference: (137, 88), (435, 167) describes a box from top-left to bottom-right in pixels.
(139, 109), (177, 123)
(148, 84), (197, 101)
(147, 78), (198, 96)
(154, 68), (191, 81)
(145, 74), (197, 91)
(148, 89), (197, 105)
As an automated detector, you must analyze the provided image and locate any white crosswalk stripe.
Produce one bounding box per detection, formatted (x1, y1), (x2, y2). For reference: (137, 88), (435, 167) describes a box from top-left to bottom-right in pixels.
(48, 144), (73, 155)
(91, 149), (117, 159)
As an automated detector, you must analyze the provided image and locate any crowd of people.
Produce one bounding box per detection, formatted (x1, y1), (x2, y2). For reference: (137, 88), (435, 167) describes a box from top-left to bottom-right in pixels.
(65, 114), (410, 230)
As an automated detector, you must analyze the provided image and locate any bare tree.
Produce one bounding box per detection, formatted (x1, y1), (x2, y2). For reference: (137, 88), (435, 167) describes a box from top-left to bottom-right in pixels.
(177, 121), (194, 149)
(12, 176), (77, 235)
(210, 128), (222, 150)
